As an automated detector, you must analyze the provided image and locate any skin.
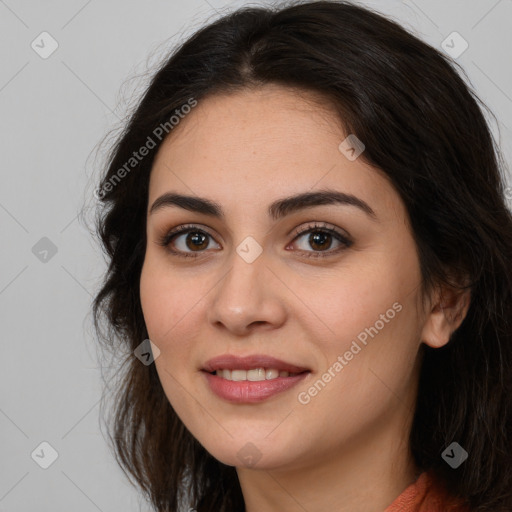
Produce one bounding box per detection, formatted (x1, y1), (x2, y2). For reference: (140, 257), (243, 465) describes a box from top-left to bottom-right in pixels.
(139, 84), (470, 512)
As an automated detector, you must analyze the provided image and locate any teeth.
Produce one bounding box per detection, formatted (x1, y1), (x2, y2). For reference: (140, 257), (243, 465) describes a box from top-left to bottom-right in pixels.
(214, 368), (301, 381)
(231, 369), (247, 382)
(266, 368), (279, 379)
(247, 368), (265, 381)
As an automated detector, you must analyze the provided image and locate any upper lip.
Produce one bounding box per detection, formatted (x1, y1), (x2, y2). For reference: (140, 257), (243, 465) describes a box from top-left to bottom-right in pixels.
(202, 354), (310, 373)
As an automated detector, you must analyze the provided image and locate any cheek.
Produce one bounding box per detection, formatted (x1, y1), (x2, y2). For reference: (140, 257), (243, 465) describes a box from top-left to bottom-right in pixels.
(139, 253), (205, 350)
(297, 240), (423, 404)
(293, 283), (421, 450)
(302, 252), (419, 347)
(139, 255), (205, 412)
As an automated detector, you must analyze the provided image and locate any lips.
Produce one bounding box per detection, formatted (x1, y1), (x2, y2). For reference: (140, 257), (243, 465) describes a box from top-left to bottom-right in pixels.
(201, 354), (310, 374)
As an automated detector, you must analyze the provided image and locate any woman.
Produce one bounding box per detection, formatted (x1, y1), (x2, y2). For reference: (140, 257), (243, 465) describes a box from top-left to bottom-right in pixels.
(92, 1), (512, 511)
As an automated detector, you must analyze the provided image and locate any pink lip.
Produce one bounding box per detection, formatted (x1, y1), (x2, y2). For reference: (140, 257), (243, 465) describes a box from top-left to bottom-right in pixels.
(203, 371), (310, 403)
(201, 354), (310, 374)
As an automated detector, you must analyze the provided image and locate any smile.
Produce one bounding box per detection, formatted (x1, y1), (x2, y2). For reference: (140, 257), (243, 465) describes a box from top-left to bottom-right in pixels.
(202, 370), (310, 403)
(213, 368), (303, 381)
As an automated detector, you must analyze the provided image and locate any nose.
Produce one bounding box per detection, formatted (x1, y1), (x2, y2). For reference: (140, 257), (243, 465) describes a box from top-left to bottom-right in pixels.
(207, 248), (288, 336)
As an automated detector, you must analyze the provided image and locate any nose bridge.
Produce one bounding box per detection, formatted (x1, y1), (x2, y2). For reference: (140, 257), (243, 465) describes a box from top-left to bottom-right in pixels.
(219, 240), (268, 306)
(207, 238), (287, 332)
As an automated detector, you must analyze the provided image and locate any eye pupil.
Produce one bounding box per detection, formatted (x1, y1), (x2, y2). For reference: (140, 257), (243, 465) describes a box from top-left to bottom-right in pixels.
(187, 232), (208, 250)
(309, 231), (331, 250)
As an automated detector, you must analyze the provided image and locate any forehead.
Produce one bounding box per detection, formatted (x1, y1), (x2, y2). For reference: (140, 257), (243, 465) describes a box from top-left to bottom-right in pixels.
(149, 85), (402, 221)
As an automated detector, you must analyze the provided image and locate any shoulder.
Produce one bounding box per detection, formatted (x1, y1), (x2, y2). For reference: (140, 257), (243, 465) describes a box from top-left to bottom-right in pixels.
(384, 471), (472, 512)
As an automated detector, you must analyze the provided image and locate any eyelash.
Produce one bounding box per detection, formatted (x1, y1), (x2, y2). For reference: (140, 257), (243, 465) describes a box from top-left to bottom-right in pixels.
(156, 222), (353, 259)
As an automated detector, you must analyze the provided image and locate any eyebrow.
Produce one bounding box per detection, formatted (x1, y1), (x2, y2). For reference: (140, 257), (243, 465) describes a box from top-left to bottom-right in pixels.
(149, 189), (377, 221)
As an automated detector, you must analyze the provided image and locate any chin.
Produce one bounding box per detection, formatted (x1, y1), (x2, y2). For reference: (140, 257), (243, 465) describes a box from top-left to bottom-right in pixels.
(196, 433), (300, 470)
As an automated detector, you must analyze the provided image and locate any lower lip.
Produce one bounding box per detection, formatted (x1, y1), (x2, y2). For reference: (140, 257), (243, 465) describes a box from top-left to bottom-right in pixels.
(202, 371), (310, 403)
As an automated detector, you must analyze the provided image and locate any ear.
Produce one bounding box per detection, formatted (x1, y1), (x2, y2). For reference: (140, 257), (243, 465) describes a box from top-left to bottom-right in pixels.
(420, 283), (471, 349)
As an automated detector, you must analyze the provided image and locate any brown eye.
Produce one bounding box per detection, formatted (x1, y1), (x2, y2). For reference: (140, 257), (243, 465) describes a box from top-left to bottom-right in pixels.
(290, 222), (352, 258)
(158, 224), (220, 258)
(158, 222), (352, 259)
(306, 231), (334, 251)
(183, 231), (209, 251)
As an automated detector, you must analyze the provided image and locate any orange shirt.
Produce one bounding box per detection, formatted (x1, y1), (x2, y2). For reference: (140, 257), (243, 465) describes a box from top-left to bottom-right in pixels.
(384, 471), (471, 512)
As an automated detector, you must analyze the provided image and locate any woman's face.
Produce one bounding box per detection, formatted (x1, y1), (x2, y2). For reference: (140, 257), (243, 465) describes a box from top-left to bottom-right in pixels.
(140, 84), (429, 471)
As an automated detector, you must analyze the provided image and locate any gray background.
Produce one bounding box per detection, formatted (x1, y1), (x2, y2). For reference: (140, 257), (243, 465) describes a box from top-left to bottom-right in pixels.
(1, 0), (511, 510)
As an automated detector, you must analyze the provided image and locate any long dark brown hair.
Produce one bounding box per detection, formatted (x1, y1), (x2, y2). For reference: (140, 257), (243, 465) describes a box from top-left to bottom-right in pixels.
(90, 1), (512, 510)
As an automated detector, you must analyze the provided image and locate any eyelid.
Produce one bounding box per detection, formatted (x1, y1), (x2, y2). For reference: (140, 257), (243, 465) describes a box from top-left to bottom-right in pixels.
(290, 221), (351, 242)
(287, 221), (353, 258)
(157, 223), (219, 249)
